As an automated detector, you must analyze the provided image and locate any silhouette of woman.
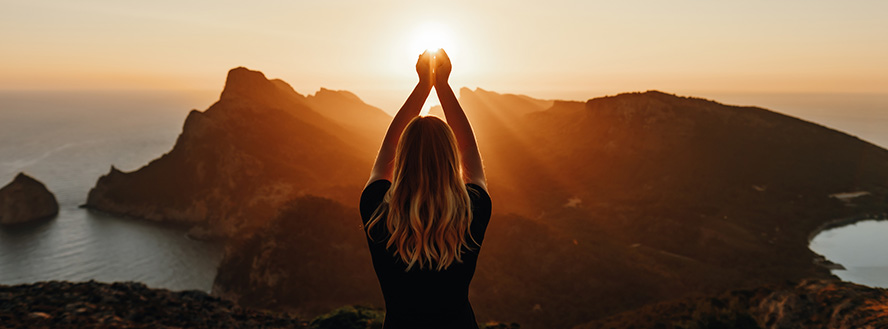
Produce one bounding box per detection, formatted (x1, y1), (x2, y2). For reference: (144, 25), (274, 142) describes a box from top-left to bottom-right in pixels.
(360, 49), (491, 329)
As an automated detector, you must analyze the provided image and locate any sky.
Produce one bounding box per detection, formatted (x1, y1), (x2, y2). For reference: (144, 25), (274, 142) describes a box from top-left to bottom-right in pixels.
(1, 0), (886, 112)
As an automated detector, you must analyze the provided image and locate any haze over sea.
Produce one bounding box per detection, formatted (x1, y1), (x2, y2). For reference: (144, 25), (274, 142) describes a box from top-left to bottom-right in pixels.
(0, 89), (886, 291)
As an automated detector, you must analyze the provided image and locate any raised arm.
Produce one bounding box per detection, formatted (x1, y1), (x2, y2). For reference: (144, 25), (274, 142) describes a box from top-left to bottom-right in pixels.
(366, 51), (434, 187)
(434, 49), (487, 191)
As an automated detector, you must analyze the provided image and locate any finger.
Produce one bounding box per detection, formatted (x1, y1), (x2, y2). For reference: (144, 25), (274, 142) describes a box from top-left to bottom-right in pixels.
(437, 48), (450, 61)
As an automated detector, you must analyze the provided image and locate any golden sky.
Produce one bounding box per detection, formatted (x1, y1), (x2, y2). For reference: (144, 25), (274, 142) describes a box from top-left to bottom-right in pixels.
(1, 0), (886, 111)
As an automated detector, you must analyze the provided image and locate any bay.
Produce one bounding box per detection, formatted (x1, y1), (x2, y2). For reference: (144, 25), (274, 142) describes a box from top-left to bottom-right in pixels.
(0, 89), (886, 291)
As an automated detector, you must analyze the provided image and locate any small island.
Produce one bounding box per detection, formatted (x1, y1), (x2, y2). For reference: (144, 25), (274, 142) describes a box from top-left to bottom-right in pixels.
(0, 173), (59, 226)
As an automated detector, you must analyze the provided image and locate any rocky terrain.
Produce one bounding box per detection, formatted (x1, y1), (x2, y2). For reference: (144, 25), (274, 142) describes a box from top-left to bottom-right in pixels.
(0, 281), (309, 328)
(82, 67), (888, 328)
(578, 279), (888, 329)
(2, 279), (885, 329)
(0, 172), (58, 225)
(0, 281), (521, 329)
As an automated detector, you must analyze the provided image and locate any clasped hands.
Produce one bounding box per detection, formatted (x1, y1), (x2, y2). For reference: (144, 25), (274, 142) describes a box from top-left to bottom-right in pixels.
(415, 49), (452, 87)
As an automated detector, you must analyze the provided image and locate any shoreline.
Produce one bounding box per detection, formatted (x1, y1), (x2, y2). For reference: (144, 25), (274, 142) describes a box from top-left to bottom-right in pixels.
(806, 212), (888, 244)
(807, 212), (888, 273)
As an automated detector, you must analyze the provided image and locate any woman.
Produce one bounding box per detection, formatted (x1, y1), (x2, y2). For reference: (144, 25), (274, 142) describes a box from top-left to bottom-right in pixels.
(359, 49), (491, 329)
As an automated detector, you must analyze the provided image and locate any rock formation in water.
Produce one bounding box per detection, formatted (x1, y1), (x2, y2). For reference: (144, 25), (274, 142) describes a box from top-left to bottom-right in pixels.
(0, 173), (59, 225)
(84, 67), (390, 238)
(578, 279), (888, 329)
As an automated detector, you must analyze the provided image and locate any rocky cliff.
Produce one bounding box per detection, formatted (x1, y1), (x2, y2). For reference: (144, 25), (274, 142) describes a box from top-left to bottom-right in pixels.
(81, 66), (888, 328)
(442, 90), (888, 328)
(84, 67), (390, 238)
(0, 173), (58, 225)
(213, 86), (888, 329)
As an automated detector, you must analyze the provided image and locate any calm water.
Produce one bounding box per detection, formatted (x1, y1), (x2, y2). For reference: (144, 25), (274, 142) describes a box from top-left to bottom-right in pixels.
(810, 220), (888, 288)
(0, 90), (886, 292)
(0, 90), (222, 292)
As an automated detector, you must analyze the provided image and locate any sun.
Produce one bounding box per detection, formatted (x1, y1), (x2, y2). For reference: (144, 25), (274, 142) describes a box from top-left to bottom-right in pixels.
(409, 22), (455, 55)
(402, 21), (463, 116)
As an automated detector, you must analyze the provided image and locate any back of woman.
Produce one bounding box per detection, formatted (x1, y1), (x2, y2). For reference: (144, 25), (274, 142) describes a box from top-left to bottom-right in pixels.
(360, 49), (491, 329)
(360, 178), (490, 327)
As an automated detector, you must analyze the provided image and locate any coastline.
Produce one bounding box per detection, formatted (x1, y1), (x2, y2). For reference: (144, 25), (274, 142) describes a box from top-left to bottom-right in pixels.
(806, 212), (888, 244)
(807, 212), (888, 273)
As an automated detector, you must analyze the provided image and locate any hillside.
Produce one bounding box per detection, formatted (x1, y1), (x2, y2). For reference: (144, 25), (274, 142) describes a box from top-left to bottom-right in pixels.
(450, 90), (888, 327)
(212, 196), (382, 316)
(215, 87), (887, 328)
(84, 67), (390, 238)
(82, 67), (888, 328)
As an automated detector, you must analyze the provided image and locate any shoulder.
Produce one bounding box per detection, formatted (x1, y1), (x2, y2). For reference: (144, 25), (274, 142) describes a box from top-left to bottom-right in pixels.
(361, 179), (391, 205)
(363, 179), (391, 194)
(360, 179), (391, 222)
(466, 183), (490, 200)
(466, 183), (492, 247)
(466, 183), (491, 213)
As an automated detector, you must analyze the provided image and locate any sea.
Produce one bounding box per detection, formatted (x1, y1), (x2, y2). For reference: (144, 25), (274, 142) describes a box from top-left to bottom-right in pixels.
(0, 90), (886, 292)
(0, 90), (221, 292)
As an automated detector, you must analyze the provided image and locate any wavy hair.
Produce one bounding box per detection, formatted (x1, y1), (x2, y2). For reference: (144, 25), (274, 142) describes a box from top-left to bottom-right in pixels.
(365, 116), (476, 271)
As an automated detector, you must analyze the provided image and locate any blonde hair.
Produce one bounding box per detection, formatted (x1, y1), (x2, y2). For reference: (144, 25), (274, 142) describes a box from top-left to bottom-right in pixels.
(366, 116), (476, 271)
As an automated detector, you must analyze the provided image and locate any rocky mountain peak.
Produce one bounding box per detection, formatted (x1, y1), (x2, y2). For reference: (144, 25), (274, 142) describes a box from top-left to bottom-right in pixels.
(309, 88), (364, 104)
(13, 172), (35, 183)
(218, 67), (306, 109)
(221, 67), (271, 98)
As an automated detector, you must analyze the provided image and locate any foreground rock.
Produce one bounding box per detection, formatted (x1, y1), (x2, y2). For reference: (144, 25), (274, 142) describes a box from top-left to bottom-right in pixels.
(0, 281), (520, 329)
(579, 279), (888, 329)
(0, 281), (308, 329)
(0, 173), (59, 225)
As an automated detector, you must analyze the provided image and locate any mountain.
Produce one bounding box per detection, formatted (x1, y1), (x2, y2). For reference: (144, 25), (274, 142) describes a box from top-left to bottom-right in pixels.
(83, 67), (888, 328)
(210, 88), (888, 328)
(450, 90), (888, 327)
(84, 67), (389, 238)
(304, 87), (392, 142)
